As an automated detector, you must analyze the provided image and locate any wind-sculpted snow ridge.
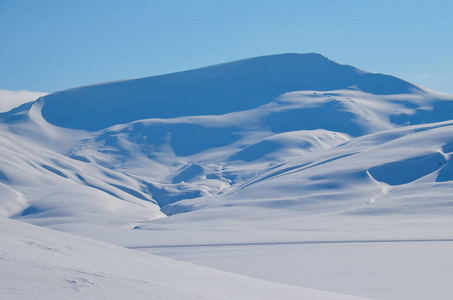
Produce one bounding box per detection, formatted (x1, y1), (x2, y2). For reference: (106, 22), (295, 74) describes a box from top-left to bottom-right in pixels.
(155, 119), (453, 235)
(0, 89), (47, 113)
(0, 129), (165, 230)
(0, 216), (365, 300)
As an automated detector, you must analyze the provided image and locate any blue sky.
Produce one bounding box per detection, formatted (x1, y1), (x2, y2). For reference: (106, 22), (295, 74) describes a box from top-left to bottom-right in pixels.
(1, 0), (452, 94)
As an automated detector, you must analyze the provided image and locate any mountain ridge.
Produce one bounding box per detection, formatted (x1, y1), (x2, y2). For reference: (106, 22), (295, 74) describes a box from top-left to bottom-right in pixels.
(38, 53), (422, 131)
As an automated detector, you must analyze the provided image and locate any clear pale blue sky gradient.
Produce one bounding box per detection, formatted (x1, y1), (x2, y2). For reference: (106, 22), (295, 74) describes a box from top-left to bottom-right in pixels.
(1, 0), (452, 94)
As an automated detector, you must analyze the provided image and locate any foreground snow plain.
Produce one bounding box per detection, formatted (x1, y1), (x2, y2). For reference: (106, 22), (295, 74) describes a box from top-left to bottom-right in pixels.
(1, 216), (363, 299)
(141, 241), (453, 300)
(1, 54), (453, 299)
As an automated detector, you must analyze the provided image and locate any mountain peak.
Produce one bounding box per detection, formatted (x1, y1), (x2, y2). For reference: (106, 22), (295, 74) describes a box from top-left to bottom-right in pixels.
(38, 53), (418, 131)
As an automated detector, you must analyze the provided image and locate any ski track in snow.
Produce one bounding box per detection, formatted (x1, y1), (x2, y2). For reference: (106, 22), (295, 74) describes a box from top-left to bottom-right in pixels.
(130, 238), (453, 250)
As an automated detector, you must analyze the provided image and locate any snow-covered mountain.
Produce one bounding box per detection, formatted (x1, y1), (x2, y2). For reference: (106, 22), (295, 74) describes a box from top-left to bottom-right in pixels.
(1, 53), (453, 299)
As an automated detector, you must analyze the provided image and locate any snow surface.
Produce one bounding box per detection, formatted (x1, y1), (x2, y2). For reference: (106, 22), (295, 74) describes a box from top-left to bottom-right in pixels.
(0, 89), (47, 113)
(141, 241), (453, 300)
(1, 53), (453, 299)
(0, 216), (362, 299)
